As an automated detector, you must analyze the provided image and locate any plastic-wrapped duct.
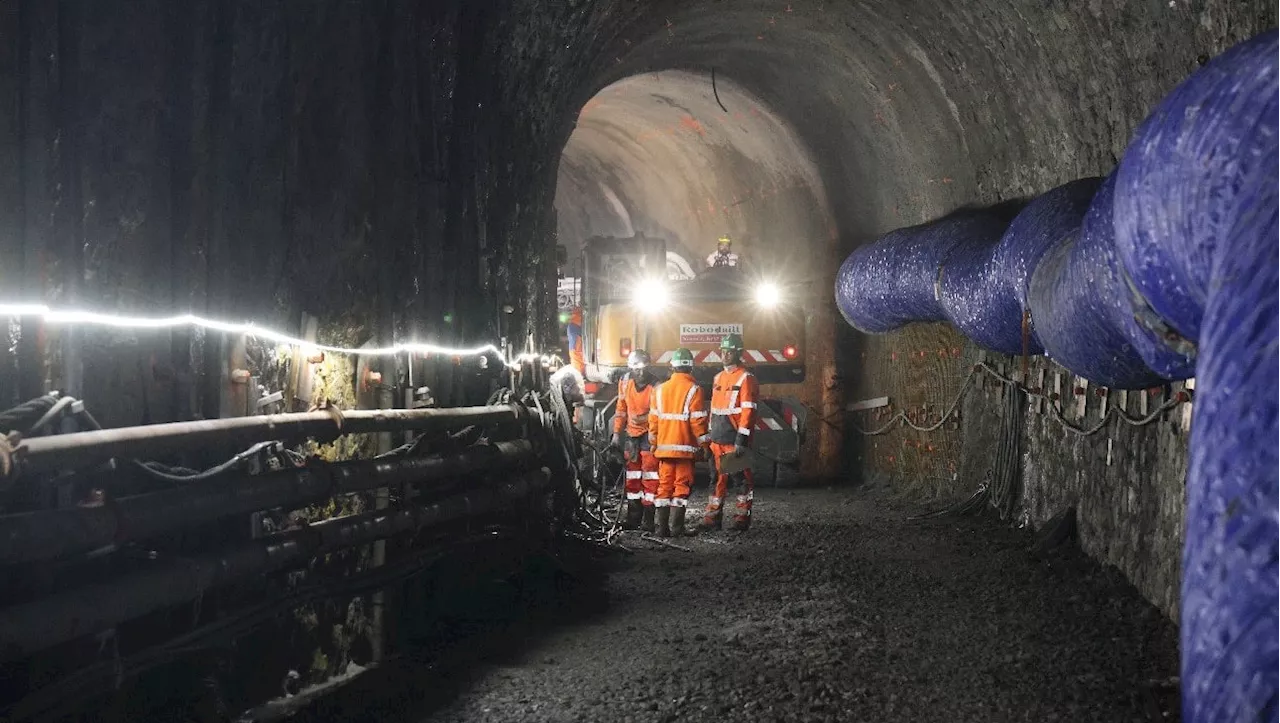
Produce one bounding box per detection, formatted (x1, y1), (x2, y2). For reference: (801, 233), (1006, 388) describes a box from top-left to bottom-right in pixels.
(1109, 32), (1277, 723)
(987, 177), (1103, 354)
(833, 31), (1277, 720)
(935, 215), (1020, 353)
(1026, 176), (1165, 389)
(834, 214), (1008, 334)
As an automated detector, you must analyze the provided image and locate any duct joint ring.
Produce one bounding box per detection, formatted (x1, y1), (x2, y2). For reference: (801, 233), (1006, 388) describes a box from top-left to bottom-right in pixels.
(1120, 266), (1198, 360)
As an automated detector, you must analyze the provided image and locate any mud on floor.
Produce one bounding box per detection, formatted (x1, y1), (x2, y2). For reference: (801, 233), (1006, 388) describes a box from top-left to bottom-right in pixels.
(297, 485), (1180, 723)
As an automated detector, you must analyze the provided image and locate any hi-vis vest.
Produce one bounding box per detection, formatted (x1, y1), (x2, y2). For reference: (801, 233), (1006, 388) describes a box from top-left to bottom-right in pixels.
(647, 372), (709, 459)
(710, 366), (758, 444)
(613, 375), (655, 438)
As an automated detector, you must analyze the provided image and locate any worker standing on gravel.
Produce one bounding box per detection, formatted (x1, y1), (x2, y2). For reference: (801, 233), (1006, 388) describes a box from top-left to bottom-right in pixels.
(702, 333), (758, 531)
(648, 348), (709, 537)
(612, 350), (659, 531)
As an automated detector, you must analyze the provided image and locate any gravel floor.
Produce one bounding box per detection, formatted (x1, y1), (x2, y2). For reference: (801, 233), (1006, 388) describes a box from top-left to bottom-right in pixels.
(298, 484), (1180, 723)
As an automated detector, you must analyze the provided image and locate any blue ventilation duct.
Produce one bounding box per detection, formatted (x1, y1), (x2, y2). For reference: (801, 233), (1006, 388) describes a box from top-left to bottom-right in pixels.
(1028, 175), (1168, 388)
(834, 31), (1278, 721)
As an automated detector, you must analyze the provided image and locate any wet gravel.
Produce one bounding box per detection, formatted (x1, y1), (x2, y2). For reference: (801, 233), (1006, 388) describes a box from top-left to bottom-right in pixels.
(301, 484), (1180, 723)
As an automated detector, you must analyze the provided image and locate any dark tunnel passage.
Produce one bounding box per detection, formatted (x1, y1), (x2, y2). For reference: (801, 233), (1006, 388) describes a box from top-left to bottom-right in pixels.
(554, 70), (842, 472)
(0, 1), (1274, 721)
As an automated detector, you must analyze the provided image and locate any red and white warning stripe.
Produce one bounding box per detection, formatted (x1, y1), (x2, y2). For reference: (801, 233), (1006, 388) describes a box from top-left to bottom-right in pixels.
(753, 416), (786, 431)
(655, 349), (788, 364)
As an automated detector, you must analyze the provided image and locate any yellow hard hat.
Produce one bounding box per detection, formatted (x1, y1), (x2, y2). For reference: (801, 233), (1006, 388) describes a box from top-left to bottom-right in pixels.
(717, 235), (732, 246)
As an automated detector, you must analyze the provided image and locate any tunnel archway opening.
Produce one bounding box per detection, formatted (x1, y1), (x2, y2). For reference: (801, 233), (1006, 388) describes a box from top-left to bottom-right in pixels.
(554, 70), (841, 476)
(555, 70), (834, 280)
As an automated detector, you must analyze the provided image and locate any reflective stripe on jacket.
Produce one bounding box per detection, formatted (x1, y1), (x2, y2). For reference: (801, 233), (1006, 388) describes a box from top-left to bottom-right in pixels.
(710, 366), (759, 444)
(647, 372), (709, 459)
(613, 375), (655, 437)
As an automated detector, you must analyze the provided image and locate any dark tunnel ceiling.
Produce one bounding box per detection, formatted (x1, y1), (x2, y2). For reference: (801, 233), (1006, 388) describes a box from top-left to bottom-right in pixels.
(556, 1), (979, 263)
(550, 0), (1240, 264)
(555, 71), (832, 276)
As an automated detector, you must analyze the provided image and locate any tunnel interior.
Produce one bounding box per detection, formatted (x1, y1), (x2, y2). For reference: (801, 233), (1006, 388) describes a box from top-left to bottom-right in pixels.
(555, 70), (832, 279)
(0, 0), (1274, 720)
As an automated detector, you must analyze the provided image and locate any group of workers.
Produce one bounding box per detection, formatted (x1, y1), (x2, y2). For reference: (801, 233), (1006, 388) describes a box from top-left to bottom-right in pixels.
(610, 332), (758, 537)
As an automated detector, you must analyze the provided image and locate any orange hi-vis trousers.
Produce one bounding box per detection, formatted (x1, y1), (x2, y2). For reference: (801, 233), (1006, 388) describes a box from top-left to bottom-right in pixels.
(655, 459), (696, 507)
(706, 441), (755, 524)
(625, 449), (660, 506)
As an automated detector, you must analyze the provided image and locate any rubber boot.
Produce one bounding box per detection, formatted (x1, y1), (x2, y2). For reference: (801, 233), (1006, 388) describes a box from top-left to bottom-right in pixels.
(731, 496), (752, 531)
(671, 506), (697, 537)
(700, 505), (723, 531)
(640, 505), (656, 533)
(656, 507), (671, 538)
(623, 500), (643, 530)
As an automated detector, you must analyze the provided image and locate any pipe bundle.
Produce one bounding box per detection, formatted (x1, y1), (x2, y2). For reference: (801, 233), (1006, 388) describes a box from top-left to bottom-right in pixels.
(835, 31), (1278, 721)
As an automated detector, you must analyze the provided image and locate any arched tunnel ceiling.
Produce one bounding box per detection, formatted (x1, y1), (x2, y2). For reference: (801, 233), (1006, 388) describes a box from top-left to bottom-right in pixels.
(556, 71), (832, 276)
(550, 0), (1259, 256)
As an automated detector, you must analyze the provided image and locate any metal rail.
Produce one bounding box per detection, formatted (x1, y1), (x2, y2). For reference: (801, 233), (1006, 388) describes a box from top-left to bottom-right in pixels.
(8, 405), (526, 476)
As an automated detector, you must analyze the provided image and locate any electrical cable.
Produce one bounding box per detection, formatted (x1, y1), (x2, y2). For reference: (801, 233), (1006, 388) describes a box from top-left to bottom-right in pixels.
(0, 303), (552, 368)
(0, 394), (59, 435)
(848, 360), (1189, 438)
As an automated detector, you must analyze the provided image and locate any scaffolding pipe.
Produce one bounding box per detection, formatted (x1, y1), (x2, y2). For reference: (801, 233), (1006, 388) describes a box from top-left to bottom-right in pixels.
(9, 405), (527, 476)
(0, 440), (536, 564)
(0, 469), (550, 661)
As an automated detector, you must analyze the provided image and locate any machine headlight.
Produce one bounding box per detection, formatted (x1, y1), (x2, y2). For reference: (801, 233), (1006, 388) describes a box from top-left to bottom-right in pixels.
(755, 282), (781, 308)
(633, 278), (669, 312)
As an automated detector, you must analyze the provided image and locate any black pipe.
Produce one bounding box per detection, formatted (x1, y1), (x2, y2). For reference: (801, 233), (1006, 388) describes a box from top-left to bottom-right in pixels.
(0, 469), (549, 661)
(0, 440), (536, 564)
(11, 404), (526, 476)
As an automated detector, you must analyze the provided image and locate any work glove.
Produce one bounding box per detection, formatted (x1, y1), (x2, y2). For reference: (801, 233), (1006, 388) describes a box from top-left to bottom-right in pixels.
(609, 433), (621, 449)
(734, 433), (750, 458)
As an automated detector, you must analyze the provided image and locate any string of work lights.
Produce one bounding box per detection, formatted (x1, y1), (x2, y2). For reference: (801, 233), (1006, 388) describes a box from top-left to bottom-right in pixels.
(0, 303), (554, 367)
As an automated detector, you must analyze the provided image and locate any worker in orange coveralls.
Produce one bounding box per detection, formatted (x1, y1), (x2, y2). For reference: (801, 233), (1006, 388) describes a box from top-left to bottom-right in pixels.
(702, 333), (758, 531)
(565, 306), (585, 376)
(648, 348), (709, 537)
(612, 349), (659, 531)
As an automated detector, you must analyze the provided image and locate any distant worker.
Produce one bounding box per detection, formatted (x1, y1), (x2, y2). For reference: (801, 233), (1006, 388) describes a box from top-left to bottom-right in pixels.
(648, 348), (709, 537)
(612, 350), (659, 531)
(702, 333), (758, 531)
(566, 306), (585, 375)
(705, 235), (739, 268)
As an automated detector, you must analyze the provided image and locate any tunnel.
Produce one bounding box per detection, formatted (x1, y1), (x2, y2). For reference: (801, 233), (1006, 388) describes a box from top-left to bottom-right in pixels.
(0, 1), (1275, 721)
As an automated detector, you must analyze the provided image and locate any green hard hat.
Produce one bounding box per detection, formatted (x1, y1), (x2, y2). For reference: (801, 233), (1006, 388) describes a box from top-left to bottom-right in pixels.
(719, 333), (744, 351)
(670, 348), (695, 368)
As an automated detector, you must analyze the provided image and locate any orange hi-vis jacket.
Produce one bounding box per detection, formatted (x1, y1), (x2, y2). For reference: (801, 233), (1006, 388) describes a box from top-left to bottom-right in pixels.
(647, 371), (709, 459)
(709, 366), (759, 444)
(613, 375), (655, 438)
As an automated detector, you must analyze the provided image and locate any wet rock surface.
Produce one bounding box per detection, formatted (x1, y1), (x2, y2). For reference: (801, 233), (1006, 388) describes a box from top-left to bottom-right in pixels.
(300, 485), (1179, 723)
